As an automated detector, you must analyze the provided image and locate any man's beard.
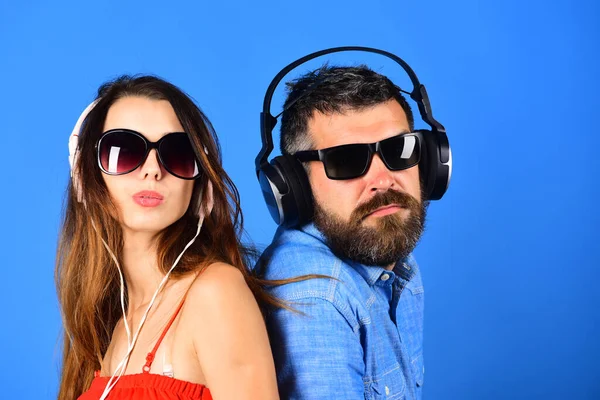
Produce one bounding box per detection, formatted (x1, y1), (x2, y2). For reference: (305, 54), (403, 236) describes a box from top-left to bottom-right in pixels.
(313, 190), (427, 267)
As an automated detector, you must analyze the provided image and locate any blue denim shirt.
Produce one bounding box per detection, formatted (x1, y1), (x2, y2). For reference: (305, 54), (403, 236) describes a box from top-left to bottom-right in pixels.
(257, 223), (424, 400)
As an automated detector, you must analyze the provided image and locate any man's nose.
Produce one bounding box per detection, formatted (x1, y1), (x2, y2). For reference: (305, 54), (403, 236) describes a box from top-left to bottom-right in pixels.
(366, 154), (395, 193)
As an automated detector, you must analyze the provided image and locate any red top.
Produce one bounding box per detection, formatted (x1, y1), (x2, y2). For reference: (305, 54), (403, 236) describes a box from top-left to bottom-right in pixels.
(78, 295), (212, 400)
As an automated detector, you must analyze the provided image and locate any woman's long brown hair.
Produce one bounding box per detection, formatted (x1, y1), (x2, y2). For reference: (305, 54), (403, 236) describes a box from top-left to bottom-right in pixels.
(55, 75), (292, 400)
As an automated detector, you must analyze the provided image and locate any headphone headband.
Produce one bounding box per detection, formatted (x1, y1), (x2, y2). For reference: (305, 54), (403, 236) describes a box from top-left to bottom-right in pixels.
(255, 46), (446, 171)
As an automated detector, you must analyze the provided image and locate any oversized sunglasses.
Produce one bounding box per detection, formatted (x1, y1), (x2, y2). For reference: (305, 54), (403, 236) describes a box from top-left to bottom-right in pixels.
(293, 132), (422, 180)
(96, 129), (201, 180)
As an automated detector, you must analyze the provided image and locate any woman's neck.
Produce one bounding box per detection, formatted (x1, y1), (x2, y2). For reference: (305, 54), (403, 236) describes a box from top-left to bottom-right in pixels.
(121, 229), (164, 310)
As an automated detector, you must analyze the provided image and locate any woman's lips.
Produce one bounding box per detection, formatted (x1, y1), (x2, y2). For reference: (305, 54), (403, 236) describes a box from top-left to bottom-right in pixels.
(132, 191), (164, 207)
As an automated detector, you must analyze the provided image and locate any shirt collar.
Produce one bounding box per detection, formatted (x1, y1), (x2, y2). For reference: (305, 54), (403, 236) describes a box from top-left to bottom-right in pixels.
(298, 223), (413, 286)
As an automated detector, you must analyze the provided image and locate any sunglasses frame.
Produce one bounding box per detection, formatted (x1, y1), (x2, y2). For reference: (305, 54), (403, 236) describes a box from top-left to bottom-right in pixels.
(293, 132), (422, 180)
(96, 128), (201, 180)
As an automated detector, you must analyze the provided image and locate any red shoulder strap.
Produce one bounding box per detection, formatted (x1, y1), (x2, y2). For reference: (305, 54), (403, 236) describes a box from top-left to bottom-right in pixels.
(142, 270), (205, 373)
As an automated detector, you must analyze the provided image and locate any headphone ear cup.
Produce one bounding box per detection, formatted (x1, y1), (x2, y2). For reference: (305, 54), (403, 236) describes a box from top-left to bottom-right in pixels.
(274, 154), (313, 225)
(71, 150), (85, 204)
(430, 130), (451, 200)
(257, 162), (288, 226)
(417, 129), (451, 200)
(73, 173), (84, 204)
(69, 100), (99, 205)
(69, 132), (85, 204)
(417, 129), (436, 200)
(193, 180), (214, 218)
(257, 155), (313, 227)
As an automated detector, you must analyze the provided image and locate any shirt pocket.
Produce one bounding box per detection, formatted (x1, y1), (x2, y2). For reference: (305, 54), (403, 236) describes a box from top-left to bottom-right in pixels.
(365, 363), (406, 400)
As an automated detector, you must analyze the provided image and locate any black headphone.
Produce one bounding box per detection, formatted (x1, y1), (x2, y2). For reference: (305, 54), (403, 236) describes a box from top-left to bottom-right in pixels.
(255, 46), (452, 228)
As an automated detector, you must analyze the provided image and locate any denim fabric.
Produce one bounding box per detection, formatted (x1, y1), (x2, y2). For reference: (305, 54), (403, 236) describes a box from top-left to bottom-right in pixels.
(257, 223), (424, 400)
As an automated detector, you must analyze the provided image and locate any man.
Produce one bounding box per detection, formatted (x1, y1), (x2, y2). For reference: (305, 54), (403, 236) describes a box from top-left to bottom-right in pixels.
(258, 64), (434, 399)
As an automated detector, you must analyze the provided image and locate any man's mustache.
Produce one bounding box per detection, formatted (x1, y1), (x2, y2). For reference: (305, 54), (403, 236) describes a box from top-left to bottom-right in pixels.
(351, 190), (420, 222)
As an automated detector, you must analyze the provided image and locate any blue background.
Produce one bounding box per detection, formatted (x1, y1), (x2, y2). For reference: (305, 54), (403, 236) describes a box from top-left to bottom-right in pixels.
(1, 0), (598, 398)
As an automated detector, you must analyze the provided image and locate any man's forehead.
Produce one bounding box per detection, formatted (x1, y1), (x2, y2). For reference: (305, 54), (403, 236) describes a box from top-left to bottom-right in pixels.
(308, 100), (410, 148)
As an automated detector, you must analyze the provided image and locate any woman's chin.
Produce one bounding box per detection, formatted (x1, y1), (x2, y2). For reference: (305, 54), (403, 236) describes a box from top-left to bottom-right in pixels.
(121, 217), (176, 237)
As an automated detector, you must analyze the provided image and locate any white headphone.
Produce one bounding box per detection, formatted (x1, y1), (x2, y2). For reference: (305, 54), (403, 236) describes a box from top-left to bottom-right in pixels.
(68, 100), (214, 399)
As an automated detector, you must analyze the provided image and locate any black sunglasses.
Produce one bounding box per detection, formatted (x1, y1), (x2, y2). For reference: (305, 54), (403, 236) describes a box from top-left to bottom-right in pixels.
(96, 129), (201, 180)
(293, 132), (422, 180)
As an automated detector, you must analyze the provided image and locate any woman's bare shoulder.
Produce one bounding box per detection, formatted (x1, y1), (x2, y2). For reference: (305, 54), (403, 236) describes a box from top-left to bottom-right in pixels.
(181, 265), (278, 398)
(184, 262), (255, 313)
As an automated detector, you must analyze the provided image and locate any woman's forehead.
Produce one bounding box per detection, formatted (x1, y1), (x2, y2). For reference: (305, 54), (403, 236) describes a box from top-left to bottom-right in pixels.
(103, 96), (184, 140)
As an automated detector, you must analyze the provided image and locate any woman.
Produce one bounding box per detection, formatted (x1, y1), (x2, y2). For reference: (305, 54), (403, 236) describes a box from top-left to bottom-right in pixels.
(56, 75), (279, 400)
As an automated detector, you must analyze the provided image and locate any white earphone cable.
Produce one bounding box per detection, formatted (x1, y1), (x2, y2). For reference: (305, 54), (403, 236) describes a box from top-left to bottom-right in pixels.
(98, 215), (205, 400)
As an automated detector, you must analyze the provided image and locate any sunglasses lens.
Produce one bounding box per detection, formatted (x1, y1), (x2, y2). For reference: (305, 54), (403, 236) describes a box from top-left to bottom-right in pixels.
(323, 144), (371, 179)
(99, 131), (146, 174)
(160, 133), (199, 179)
(381, 134), (420, 170)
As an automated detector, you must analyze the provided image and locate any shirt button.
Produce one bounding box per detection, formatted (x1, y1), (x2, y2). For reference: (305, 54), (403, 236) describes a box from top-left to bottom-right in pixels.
(380, 273), (390, 281)
(385, 386), (390, 395)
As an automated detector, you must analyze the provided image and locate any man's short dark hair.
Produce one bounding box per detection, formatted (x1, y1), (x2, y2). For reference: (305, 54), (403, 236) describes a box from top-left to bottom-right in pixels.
(280, 64), (415, 154)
